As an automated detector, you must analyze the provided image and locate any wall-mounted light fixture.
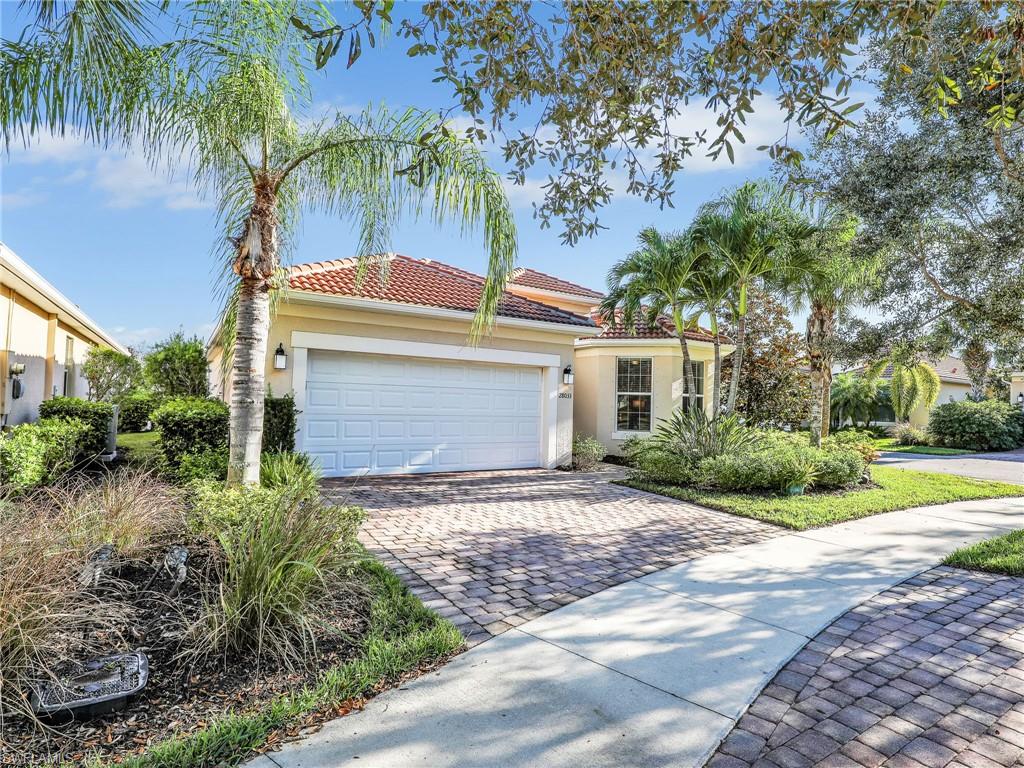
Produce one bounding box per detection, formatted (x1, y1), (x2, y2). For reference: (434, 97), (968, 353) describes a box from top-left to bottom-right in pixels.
(274, 343), (288, 370)
(562, 364), (574, 386)
(1018, 391), (1023, 408)
(9, 362), (25, 400)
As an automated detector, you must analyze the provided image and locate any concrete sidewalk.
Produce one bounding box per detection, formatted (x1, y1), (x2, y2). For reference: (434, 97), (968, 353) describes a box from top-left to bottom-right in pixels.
(252, 497), (1024, 768)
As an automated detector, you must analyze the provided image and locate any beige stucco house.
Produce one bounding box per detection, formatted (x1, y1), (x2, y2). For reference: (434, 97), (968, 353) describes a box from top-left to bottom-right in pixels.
(847, 356), (975, 429)
(1, 242), (128, 426)
(208, 255), (731, 476)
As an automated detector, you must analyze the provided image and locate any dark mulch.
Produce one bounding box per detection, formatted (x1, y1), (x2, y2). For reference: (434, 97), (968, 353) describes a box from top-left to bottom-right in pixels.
(3, 546), (370, 768)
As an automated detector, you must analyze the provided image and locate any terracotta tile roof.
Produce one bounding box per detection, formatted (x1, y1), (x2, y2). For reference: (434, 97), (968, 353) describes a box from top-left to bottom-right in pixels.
(509, 267), (603, 300)
(288, 255), (596, 328)
(588, 310), (728, 343)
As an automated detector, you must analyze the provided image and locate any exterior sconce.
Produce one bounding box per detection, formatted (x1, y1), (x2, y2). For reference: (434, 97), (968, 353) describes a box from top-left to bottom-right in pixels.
(274, 343), (288, 370)
(562, 365), (574, 386)
(1018, 392), (1023, 407)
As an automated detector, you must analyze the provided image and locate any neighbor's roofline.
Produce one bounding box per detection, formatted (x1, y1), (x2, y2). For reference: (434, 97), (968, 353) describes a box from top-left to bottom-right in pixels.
(508, 283), (604, 306)
(0, 242), (128, 354)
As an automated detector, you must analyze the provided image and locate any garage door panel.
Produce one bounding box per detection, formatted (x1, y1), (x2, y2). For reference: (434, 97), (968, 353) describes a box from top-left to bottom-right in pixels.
(305, 350), (544, 477)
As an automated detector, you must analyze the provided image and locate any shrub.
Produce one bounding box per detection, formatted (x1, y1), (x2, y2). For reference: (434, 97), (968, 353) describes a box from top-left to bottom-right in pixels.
(187, 481), (365, 668)
(571, 434), (605, 471)
(0, 417), (89, 492)
(82, 346), (141, 402)
(152, 397), (229, 467)
(889, 423), (928, 446)
(824, 430), (880, 465)
(261, 451), (320, 500)
(144, 332), (209, 398)
(38, 396), (114, 458)
(814, 447), (866, 489)
(118, 391), (159, 432)
(650, 408), (761, 463)
(928, 400), (1024, 452)
(263, 394), (299, 452)
(176, 448), (229, 483)
(698, 443), (819, 493)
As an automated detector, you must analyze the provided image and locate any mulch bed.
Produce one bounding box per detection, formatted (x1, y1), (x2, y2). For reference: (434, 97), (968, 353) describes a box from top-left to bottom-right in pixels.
(2, 545), (371, 768)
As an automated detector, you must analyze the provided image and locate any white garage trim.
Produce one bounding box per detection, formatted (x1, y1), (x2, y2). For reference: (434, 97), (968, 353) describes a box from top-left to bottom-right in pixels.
(290, 333), (562, 471)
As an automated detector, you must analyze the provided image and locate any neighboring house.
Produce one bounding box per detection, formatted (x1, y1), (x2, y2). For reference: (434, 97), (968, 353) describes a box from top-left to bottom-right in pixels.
(0, 242), (128, 426)
(208, 254), (731, 476)
(846, 355), (974, 429)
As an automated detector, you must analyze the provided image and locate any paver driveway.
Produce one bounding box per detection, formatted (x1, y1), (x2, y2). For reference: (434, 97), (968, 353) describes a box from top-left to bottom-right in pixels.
(322, 468), (780, 645)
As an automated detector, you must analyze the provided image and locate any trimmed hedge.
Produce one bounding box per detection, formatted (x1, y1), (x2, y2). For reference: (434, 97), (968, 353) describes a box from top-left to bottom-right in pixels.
(38, 396), (114, 458)
(263, 394), (299, 453)
(151, 397), (229, 467)
(0, 417), (89, 492)
(118, 391), (160, 432)
(928, 400), (1024, 452)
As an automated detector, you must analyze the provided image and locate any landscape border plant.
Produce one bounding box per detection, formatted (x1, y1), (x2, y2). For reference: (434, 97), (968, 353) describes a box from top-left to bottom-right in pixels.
(38, 397), (114, 458)
(83, 558), (463, 768)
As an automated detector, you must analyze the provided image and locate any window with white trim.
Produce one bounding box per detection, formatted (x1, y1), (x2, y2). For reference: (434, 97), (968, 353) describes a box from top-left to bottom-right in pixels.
(682, 361), (704, 412)
(616, 357), (652, 431)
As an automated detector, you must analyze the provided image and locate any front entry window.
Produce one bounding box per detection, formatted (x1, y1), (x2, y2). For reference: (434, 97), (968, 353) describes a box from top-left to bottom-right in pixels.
(683, 361), (704, 412)
(616, 357), (652, 431)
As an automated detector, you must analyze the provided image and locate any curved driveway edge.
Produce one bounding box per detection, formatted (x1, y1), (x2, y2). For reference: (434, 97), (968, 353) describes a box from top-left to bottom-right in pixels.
(259, 495), (1024, 768)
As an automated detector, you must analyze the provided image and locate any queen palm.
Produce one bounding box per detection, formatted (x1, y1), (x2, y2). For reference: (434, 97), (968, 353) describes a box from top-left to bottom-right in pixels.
(602, 228), (704, 410)
(787, 205), (881, 446)
(692, 182), (812, 414)
(170, 61), (515, 485)
(685, 250), (733, 417)
(865, 354), (941, 424)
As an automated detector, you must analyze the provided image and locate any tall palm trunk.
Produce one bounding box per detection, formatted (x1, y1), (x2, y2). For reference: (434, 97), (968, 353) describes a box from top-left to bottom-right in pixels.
(820, 366), (833, 438)
(711, 336), (721, 418)
(805, 302), (831, 447)
(680, 336), (697, 411)
(227, 179), (279, 486)
(725, 312), (746, 413)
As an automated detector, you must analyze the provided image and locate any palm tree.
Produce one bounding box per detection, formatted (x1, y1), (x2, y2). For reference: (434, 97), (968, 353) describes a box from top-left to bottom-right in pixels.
(865, 356), (941, 424)
(692, 182), (812, 414)
(829, 373), (879, 428)
(786, 205), (881, 446)
(686, 249), (733, 417)
(5, 5), (516, 486)
(175, 65), (515, 485)
(602, 228), (704, 410)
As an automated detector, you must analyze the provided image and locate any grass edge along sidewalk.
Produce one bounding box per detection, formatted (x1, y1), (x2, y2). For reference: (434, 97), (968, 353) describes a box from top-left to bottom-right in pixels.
(619, 465), (1024, 530)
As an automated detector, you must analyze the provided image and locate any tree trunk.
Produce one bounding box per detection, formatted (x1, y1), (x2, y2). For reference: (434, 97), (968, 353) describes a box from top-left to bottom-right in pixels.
(680, 336), (697, 412)
(820, 365), (833, 439)
(227, 179), (279, 486)
(711, 337), (721, 419)
(962, 337), (990, 401)
(805, 304), (829, 447)
(726, 312), (746, 414)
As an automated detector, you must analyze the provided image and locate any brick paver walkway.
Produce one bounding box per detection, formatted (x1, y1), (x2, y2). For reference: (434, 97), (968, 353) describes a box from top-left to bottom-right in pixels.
(322, 468), (779, 646)
(709, 567), (1024, 768)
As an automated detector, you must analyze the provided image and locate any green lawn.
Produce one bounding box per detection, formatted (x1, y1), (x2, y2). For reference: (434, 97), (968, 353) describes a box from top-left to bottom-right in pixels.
(873, 438), (976, 456)
(117, 430), (161, 462)
(944, 530), (1024, 576)
(620, 465), (1024, 530)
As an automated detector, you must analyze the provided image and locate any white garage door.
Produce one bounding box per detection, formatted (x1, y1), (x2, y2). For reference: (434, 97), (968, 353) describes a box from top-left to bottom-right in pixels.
(303, 350), (543, 477)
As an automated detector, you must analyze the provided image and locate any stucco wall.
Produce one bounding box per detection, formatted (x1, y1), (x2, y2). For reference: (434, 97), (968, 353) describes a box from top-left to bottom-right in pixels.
(573, 341), (726, 455)
(907, 381), (973, 429)
(212, 296), (582, 467)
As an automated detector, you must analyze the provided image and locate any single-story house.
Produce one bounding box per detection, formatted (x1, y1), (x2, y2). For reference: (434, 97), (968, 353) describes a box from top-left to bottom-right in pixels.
(1012, 372), (1024, 408)
(1, 242), (128, 426)
(208, 254), (729, 476)
(847, 355), (974, 429)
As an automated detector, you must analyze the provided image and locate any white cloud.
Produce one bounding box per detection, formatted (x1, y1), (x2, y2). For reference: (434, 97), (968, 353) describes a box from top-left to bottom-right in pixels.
(1, 189), (47, 209)
(6, 131), (208, 211)
(109, 325), (166, 348)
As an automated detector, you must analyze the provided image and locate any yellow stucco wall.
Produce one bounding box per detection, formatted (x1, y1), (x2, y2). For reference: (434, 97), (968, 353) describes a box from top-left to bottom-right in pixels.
(1010, 373), (1024, 410)
(0, 286), (100, 424)
(908, 381), (973, 429)
(573, 341), (728, 455)
(210, 295), (584, 465)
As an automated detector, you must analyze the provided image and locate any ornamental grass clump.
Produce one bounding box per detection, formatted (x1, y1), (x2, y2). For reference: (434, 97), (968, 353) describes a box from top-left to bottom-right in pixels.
(0, 501), (116, 727)
(188, 480), (365, 670)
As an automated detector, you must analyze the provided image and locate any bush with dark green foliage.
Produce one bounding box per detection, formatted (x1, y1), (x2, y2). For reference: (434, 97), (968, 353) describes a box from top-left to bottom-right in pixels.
(143, 332), (209, 398)
(38, 396), (113, 458)
(813, 447), (866, 489)
(117, 391), (159, 432)
(928, 400), (1024, 451)
(263, 393), (299, 452)
(0, 417), (89, 491)
(151, 397), (229, 467)
(571, 434), (605, 471)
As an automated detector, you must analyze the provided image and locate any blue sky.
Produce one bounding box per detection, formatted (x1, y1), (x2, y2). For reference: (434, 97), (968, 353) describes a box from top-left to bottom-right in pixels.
(0, 4), (813, 349)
